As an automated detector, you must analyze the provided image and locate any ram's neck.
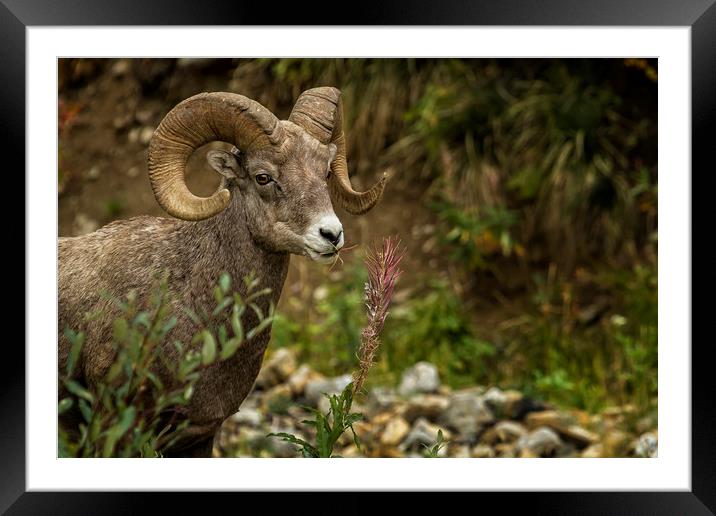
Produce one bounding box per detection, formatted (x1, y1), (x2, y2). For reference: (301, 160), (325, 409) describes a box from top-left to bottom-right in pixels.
(181, 191), (290, 323)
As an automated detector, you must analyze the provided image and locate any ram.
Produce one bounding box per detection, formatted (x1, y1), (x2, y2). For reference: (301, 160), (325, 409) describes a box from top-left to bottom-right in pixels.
(58, 87), (386, 457)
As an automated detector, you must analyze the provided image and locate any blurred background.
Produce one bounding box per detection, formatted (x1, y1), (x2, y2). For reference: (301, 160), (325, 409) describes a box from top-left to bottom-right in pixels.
(58, 58), (657, 458)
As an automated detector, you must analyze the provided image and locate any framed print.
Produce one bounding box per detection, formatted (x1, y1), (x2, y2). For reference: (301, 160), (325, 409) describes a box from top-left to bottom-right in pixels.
(5, 0), (713, 513)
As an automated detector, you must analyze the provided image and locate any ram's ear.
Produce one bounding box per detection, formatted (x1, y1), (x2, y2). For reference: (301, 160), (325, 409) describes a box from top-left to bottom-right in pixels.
(207, 149), (240, 179)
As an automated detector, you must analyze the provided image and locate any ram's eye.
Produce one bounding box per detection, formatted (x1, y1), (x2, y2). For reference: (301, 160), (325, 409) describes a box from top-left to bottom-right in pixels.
(255, 173), (272, 185)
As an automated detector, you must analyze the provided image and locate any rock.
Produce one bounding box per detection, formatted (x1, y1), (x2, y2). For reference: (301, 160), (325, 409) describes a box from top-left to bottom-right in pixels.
(366, 386), (399, 413)
(483, 386), (507, 411)
(379, 417), (411, 446)
(304, 374), (352, 407)
(561, 425), (599, 447)
(398, 362), (440, 396)
(516, 426), (562, 457)
(231, 407), (262, 427)
(493, 420), (527, 443)
(581, 443), (604, 458)
(439, 391), (494, 439)
(85, 165), (101, 181)
(635, 431), (658, 458)
(494, 442), (517, 458)
(73, 213), (99, 235)
(286, 405), (310, 421)
(286, 364), (322, 396)
(261, 384), (293, 414)
(471, 444), (495, 458)
(400, 417), (451, 452)
(110, 59), (131, 76)
(603, 429), (631, 457)
(255, 348), (297, 389)
(509, 396), (548, 420)
(139, 126), (155, 146)
(525, 410), (573, 430)
(177, 58), (216, 68)
(635, 414), (657, 434)
(236, 427), (273, 455)
(337, 445), (362, 458)
(402, 394), (449, 422)
(448, 444), (471, 458)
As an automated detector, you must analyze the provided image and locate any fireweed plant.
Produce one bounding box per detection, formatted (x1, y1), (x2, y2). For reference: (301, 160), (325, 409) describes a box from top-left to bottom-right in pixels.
(269, 237), (405, 457)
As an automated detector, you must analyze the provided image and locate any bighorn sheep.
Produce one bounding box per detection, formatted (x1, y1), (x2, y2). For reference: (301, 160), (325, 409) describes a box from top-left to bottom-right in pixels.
(58, 87), (386, 457)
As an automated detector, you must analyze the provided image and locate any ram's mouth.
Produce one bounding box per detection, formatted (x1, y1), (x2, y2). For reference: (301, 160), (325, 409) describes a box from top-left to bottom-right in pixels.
(305, 246), (339, 264)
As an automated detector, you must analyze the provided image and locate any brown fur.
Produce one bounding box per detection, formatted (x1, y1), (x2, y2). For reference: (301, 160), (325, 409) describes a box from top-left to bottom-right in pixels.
(59, 121), (340, 456)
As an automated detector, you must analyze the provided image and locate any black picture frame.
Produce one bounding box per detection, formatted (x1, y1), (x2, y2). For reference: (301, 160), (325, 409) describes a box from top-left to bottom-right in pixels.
(5, 0), (712, 513)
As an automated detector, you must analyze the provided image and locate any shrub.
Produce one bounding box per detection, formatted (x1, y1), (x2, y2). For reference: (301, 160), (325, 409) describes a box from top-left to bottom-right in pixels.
(58, 272), (273, 458)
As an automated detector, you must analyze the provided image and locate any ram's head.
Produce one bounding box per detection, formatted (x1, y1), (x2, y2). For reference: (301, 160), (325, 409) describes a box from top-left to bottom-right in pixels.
(148, 87), (387, 263)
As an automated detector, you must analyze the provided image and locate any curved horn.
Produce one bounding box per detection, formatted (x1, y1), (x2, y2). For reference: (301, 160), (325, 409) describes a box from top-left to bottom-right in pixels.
(148, 92), (283, 221)
(289, 87), (386, 215)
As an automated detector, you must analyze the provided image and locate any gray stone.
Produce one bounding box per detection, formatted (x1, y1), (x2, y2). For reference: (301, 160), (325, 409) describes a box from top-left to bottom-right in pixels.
(255, 348), (297, 389)
(471, 444), (495, 458)
(366, 386), (399, 413)
(516, 426), (563, 457)
(110, 59), (131, 76)
(380, 417), (411, 446)
(635, 431), (658, 458)
(85, 165), (101, 181)
(304, 374), (352, 407)
(483, 387), (507, 409)
(448, 444), (471, 458)
(439, 391), (494, 438)
(398, 362), (440, 396)
(493, 420), (528, 443)
(287, 364), (322, 396)
(400, 417), (451, 452)
(231, 407), (263, 427)
(402, 394), (449, 422)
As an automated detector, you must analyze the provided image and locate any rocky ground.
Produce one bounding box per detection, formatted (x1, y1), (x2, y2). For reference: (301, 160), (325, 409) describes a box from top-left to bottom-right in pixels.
(215, 349), (658, 458)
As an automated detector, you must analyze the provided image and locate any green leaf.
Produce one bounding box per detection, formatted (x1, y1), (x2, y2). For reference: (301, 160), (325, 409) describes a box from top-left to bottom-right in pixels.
(231, 305), (245, 341)
(58, 397), (74, 414)
(220, 336), (243, 361)
(219, 272), (231, 294)
(64, 329), (85, 377)
(246, 316), (274, 340)
(201, 332), (216, 365)
(78, 399), (93, 423)
(183, 307), (202, 326)
(212, 297), (233, 317)
(64, 379), (95, 403)
(113, 318), (129, 343)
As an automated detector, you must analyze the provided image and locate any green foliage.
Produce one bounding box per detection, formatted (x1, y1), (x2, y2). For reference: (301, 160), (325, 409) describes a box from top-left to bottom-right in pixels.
(422, 429), (447, 458)
(382, 280), (495, 388)
(401, 60), (657, 272)
(270, 262), (366, 374)
(503, 263), (657, 415)
(268, 382), (362, 458)
(58, 272), (274, 458)
(434, 201), (519, 270)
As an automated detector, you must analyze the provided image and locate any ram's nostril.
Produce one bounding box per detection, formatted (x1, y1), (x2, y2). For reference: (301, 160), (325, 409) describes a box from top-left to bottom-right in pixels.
(319, 227), (342, 246)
